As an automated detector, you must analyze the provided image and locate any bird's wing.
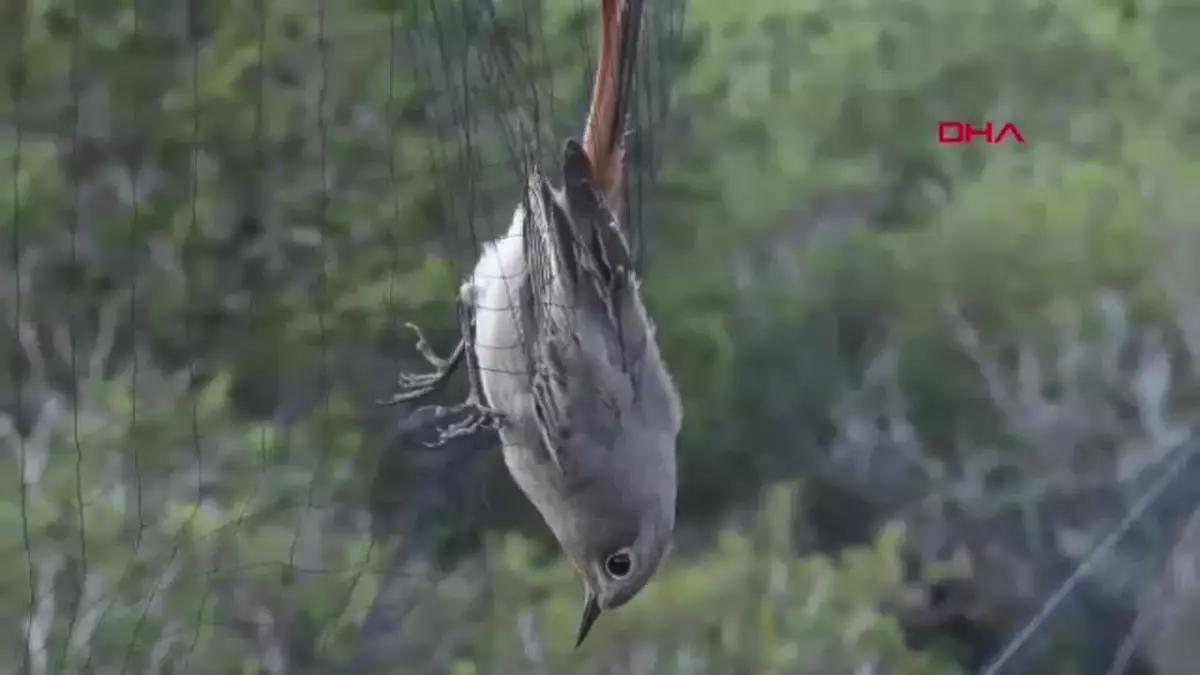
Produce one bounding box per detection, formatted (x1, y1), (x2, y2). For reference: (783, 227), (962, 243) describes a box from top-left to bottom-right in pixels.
(516, 0), (649, 473)
(517, 177), (595, 475)
(520, 175), (576, 326)
(529, 319), (629, 478)
(561, 140), (634, 298)
(529, 330), (573, 475)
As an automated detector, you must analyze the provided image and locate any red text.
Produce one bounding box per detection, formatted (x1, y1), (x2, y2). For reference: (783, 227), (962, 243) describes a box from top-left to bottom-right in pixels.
(938, 122), (1025, 145)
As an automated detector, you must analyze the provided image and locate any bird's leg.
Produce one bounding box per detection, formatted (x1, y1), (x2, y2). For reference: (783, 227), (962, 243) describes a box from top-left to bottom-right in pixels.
(461, 297), (490, 410)
(428, 297), (506, 445)
(383, 283), (506, 444)
(377, 321), (465, 406)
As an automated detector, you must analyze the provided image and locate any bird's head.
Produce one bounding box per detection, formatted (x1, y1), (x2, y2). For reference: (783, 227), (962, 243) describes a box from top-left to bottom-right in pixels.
(554, 475), (675, 648)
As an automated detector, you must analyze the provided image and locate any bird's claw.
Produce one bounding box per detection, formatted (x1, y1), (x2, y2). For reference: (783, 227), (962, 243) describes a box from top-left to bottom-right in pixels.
(377, 384), (435, 406)
(396, 370), (444, 391)
(424, 398), (505, 447)
(406, 322), (447, 369)
(377, 372), (444, 405)
(377, 323), (454, 406)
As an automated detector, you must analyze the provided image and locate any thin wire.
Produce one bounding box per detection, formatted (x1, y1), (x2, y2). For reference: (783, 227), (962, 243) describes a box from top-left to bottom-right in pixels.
(428, 0), (484, 261)
(123, 10), (209, 673)
(340, 5), (462, 667)
(10, 3), (35, 674)
(122, 0), (147, 639)
(455, 0), (485, 266)
(63, 0), (90, 661)
(1102, 494), (1200, 675)
(174, 10), (213, 667)
(1104, 568), (1152, 675)
(315, 0), (381, 659)
(342, 0), (541, 666)
(291, 0), (333, 581)
(979, 436), (1200, 675)
(338, 425), (477, 673)
(193, 0), (281, 664)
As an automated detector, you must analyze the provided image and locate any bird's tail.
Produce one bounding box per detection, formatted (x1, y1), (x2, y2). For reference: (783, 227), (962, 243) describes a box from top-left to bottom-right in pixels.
(582, 0), (643, 212)
(522, 0), (643, 327)
(566, 0), (644, 275)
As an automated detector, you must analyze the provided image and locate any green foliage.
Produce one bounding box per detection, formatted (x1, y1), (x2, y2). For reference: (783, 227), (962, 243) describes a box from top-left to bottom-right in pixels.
(4, 0), (1200, 670)
(385, 486), (964, 674)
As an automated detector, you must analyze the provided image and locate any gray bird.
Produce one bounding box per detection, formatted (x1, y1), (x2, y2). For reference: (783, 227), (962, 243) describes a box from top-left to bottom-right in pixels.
(381, 0), (682, 648)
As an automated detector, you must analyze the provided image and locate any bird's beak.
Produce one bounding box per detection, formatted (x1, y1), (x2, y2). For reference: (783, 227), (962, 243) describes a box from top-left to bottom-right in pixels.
(575, 590), (602, 649)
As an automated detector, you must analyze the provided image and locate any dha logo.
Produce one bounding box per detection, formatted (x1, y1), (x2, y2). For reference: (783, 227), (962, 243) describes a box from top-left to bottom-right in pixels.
(938, 121), (1025, 145)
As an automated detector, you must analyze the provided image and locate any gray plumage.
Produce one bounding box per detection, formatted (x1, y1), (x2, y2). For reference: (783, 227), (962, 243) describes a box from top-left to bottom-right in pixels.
(470, 141), (682, 644)
(380, 0), (680, 647)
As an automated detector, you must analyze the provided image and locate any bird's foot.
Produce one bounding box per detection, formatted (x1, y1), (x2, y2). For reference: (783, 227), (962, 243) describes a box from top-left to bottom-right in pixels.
(405, 321), (449, 369)
(378, 371), (444, 405)
(412, 397), (505, 447)
(378, 322), (459, 406)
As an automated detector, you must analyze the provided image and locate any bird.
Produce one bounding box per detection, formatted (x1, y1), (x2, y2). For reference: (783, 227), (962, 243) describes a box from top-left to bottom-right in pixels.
(380, 0), (681, 649)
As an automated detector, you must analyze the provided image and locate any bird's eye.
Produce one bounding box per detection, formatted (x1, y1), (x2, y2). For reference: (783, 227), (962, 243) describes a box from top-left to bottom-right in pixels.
(604, 549), (633, 579)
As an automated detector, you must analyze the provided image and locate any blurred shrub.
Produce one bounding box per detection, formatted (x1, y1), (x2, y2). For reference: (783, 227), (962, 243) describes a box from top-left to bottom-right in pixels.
(384, 485), (964, 675)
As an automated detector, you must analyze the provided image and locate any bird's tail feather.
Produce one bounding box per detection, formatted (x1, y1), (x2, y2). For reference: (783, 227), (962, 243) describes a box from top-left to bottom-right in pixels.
(582, 0), (643, 211)
(554, 0), (643, 296)
(521, 0), (642, 329)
